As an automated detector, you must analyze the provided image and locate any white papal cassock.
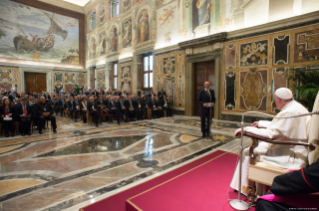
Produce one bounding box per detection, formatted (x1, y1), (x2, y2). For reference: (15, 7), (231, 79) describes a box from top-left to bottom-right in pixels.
(230, 100), (311, 195)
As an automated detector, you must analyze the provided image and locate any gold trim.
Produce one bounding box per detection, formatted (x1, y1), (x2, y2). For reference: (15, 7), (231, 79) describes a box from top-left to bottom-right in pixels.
(126, 152), (229, 210)
(80, 150), (228, 211)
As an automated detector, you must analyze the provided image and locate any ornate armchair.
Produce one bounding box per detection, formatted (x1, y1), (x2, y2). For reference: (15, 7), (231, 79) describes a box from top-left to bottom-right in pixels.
(239, 93), (319, 206)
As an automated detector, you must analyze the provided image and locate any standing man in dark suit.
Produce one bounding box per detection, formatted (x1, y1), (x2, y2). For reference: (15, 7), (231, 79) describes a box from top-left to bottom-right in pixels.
(16, 97), (32, 136)
(157, 88), (166, 100)
(198, 81), (215, 138)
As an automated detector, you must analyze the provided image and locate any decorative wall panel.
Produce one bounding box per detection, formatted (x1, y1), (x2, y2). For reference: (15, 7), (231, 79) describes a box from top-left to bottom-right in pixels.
(97, 68), (105, 91)
(225, 45), (236, 69)
(240, 40), (268, 67)
(273, 35), (290, 64)
(240, 69), (267, 111)
(272, 68), (288, 111)
(163, 56), (176, 74)
(90, 68), (95, 90)
(295, 30), (319, 63)
(119, 62), (133, 93)
(224, 72), (236, 110)
(154, 51), (185, 108)
(52, 71), (87, 93)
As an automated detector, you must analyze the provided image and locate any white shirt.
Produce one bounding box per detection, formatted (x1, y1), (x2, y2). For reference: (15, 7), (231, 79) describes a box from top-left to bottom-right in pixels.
(245, 100), (311, 168)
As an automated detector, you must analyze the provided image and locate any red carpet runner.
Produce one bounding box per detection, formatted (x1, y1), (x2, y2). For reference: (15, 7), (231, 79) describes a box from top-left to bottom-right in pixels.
(80, 150), (254, 211)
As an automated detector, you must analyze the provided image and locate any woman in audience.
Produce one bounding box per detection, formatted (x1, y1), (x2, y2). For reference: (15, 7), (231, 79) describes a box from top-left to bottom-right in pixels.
(0, 97), (15, 137)
(80, 96), (88, 123)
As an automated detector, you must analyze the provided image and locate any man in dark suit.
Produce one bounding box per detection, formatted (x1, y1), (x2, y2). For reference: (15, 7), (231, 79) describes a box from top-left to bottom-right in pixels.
(88, 96), (100, 127)
(37, 96), (57, 134)
(117, 96), (128, 122)
(108, 96), (120, 125)
(103, 95), (109, 107)
(16, 97), (32, 136)
(162, 94), (173, 117)
(157, 88), (167, 100)
(135, 96), (145, 120)
(155, 95), (163, 117)
(198, 81), (215, 138)
(148, 95), (158, 119)
(55, 95), (64, 116)
(72, 96), (80, 122)
(125, 95), (136, 121)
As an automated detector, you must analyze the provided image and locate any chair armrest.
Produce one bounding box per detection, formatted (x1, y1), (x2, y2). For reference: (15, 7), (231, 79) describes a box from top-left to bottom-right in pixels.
(237, 131), (315, 151)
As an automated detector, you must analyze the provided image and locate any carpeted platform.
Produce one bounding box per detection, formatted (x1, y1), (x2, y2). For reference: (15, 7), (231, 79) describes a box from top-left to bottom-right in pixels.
(80, 150), (254, 211)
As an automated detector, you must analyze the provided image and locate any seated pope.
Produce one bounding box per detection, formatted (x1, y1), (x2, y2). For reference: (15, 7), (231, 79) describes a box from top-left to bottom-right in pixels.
(230, 87), (311, 195)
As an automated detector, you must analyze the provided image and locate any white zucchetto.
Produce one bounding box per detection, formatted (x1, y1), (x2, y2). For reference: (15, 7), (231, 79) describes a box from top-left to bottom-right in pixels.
(275, 88), (293, 100)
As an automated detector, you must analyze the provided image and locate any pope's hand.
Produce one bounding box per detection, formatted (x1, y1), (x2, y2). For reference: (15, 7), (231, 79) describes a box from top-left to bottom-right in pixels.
(234, 128), (246, 137)
(251, 121), (259, 127)
(284, 168), (301, 173)
(204, 103), (208, 107)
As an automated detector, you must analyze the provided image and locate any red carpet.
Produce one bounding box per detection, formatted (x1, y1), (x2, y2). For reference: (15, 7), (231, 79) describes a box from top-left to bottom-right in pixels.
(80, 150), (254, 211)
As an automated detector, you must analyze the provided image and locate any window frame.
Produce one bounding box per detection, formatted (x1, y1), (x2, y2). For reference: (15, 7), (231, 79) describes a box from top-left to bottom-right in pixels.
(113, 63), (118, 89)
(110, 0), (119, 19)
(142, 54), (153, 90)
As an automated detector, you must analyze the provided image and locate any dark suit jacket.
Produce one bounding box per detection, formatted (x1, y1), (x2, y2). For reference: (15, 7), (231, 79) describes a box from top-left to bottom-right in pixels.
(15, 103), (32, 119)
(157, 91), (167, 99)
(73, 100), (80, 111)
(198, 89), (215, 115)
(148, 100), (157, 110)
(108, 101), (117, 110)
(87, 101), (98, 113)
(36, 102), (54, 116)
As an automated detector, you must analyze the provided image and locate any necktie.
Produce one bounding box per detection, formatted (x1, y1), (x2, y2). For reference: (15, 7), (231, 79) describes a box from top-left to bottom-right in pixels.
(130, 101), (132, 108)
(206, 90), (210, 97)
(24, 105), (27, 115)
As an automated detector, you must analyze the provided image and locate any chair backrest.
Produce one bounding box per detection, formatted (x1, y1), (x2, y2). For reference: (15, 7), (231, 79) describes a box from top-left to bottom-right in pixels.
(308, 91), (319, 165)
(98, 104), (106, 114)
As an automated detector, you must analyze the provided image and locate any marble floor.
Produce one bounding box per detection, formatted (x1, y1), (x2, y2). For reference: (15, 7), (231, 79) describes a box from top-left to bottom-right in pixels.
(0, 115), (252, 211)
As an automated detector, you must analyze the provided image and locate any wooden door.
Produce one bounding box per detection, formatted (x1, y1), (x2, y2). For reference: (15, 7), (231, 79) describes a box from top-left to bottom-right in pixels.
(194, 61), (215, 116)
(25, 72), (46, 93)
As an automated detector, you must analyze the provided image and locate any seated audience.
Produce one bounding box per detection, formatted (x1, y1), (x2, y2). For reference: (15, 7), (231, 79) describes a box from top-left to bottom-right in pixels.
(80, 96), (88, 123)
(16, 97), (32, 136)
(155, 95), (163, 117)
(135, 96), (145, 120)
(117, 96), (128, 122)
(72, 96), (80, 122)
(125, 95), (136, 121)
(108, 96), (120, 125)
(148, 95), (158, 119)
(0, 97), (15, 137)
(37, 96), (57, 134)
(88, 96), (100, 127)
(231, 88), (311, 196)
(64, 98), (70, 117)
(162, 95), (173, 117)
(55, 95), (64, 116)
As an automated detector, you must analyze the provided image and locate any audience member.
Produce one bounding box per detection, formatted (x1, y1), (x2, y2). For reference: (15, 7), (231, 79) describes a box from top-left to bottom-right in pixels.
(0, 97), (15, 137)
(37, 96), (57, 134)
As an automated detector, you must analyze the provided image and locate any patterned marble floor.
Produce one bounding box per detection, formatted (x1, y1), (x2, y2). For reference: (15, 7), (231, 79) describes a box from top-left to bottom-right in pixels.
(0, 116), (252, 211)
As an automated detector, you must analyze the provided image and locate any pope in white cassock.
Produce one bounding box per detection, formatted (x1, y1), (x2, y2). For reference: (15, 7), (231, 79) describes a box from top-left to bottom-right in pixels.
(230, 88), (311, 195)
